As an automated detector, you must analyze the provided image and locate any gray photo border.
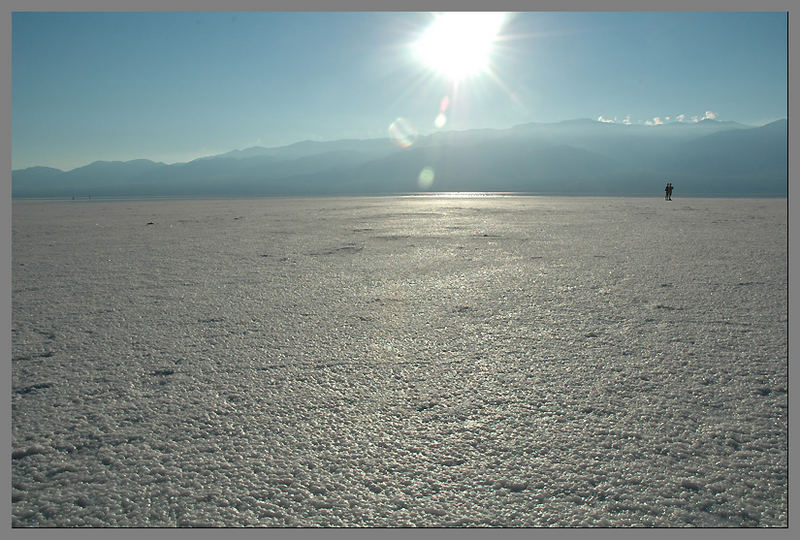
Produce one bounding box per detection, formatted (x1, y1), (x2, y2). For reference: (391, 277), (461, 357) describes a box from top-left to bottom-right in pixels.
(2, 1), (794, 540)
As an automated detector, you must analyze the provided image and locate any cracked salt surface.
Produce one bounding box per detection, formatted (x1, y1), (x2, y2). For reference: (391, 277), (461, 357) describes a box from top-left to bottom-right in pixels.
(12, 196), (787, 527)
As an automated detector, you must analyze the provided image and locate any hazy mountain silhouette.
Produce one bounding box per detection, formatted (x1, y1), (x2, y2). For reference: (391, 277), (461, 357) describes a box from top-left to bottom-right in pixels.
(11, 166), (63, 185)
(12, 118), (787, 197)
(652, 119), (787, 194)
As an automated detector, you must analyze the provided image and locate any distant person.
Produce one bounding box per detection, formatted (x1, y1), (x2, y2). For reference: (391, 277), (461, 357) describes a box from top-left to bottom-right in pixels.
(667, 183), (673, 200)
(665, 182), (670, 200)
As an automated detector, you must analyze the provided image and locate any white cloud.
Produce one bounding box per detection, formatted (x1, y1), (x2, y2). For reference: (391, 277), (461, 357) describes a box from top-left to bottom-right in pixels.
(597, 116), (615, 123)
(641, 111), (715, 125)
(686, 111), (718, 123)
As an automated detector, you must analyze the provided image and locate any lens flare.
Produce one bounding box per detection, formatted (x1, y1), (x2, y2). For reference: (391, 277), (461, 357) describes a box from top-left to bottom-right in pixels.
(388, 117), (419, 148)
(434, 95), (451, 128)
(418, 166), (435, 189)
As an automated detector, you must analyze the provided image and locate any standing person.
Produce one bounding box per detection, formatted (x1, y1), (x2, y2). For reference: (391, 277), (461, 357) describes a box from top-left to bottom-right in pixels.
(668, 182), (673, 200)
(665, 182), (670, 200)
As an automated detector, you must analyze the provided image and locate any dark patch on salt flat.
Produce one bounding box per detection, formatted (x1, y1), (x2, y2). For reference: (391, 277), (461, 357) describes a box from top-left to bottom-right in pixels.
(681, 479), (702, 492)
(153, 369), (174, 377)
(16, 382), (52, 395)
(369, 297), (404, 305)
(580, 406), (612, 415)
(495, 480), (528, 492)
(311, 244), (364, 255)
(12, 445), (49, 460)
(34, 329), (56, 341)
(375, 234), (412, 241)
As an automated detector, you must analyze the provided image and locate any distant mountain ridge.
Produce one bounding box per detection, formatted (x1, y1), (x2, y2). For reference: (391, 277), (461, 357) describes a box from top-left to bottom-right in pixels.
(12, 118), (787, 197)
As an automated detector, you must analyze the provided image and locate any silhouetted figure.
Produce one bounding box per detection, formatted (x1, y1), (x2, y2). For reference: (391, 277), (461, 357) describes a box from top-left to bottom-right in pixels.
(667, 183), (673, 200)
(665, 182), (670, 200)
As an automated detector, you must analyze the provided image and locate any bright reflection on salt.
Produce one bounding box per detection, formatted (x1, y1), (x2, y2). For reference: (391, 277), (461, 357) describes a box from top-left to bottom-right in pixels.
(418, 166), (435, 189)
(402, 191), (503, 198)
(389, 117), (419, 148)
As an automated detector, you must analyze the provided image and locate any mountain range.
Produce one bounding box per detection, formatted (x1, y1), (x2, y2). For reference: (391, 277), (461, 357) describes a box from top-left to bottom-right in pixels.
(12, 118), (787, 197)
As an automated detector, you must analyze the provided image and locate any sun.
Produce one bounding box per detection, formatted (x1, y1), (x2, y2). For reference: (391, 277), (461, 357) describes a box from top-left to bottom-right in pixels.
(412, 12), (508, 82)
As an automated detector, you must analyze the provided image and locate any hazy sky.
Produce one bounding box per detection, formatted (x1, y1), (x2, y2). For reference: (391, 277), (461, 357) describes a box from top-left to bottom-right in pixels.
(12, 11), (788, 170)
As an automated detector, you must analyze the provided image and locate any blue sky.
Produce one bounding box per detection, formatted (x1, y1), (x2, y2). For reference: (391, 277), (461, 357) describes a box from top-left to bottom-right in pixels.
(12, 11), (788, 170)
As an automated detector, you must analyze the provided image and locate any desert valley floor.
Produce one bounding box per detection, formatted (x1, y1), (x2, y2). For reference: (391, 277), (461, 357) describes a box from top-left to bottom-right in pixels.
(11, 195), (788, 527)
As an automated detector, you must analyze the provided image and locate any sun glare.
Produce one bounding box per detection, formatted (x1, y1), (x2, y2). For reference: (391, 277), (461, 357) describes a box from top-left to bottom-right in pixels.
(413, 12), (508, 82)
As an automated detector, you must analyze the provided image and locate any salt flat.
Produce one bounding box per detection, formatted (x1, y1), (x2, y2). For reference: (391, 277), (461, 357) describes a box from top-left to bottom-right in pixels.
(11, 195), (787, 527)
